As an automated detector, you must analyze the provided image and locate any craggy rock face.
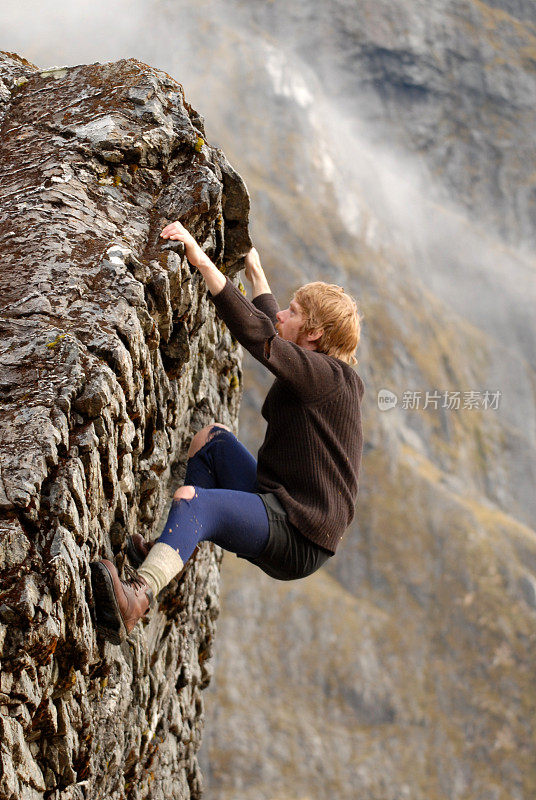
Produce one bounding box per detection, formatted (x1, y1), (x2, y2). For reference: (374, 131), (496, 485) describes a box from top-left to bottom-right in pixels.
(0, 51), (250, 799)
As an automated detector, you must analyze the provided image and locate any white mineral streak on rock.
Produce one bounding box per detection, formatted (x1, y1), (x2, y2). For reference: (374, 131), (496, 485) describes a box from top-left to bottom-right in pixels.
(72, 115), (124, 143)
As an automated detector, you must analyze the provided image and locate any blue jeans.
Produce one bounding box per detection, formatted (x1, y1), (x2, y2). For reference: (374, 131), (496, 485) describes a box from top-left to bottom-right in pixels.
(156, 427), (270, 563)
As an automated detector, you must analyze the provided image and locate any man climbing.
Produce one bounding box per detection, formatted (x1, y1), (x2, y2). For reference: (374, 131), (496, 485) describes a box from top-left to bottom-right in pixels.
(90, 221), (364, 644)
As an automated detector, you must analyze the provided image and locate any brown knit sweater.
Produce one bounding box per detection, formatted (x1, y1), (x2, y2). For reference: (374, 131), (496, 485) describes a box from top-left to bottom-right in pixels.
(210, 277), (364, 554)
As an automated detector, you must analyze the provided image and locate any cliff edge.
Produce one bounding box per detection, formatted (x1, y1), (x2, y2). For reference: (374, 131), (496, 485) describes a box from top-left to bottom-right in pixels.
(0, 52), (249, 800)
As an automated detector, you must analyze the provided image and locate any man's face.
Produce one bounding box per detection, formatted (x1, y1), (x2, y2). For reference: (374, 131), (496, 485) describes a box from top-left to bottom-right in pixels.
(276, 298), (309, 346)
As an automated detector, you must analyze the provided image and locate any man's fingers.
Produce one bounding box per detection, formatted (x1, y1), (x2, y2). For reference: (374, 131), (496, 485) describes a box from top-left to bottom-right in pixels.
(161, 232), (185, 240)
(160, 221), (188, 237)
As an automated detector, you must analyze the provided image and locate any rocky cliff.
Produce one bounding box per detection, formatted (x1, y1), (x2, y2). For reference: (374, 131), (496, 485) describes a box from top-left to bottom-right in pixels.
(0, 52), (250, 800)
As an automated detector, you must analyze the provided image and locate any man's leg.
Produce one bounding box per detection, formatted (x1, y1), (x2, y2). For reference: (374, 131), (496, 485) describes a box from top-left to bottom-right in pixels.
(127, 424), (258, 565)
(92, 485), (269, 642)
(92, 426), (267, 643)
(137, 485), (269, 596)
(184, 424), (258, 491)
(134, 422), (259, 578)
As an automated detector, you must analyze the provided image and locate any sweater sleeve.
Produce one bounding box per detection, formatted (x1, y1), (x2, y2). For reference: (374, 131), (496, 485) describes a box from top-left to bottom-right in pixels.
(209, 277), (345, 401)
(251, 292), (279, 325)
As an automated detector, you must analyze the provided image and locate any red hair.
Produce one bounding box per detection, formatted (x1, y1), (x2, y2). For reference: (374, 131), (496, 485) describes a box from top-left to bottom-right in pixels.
(294, 282), (362, 365)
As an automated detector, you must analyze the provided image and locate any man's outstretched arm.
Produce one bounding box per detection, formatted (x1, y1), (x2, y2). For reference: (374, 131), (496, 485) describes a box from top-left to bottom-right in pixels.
(243, 247), (280, 325)
(160, 221), (343, 400)
(244, 247), (272, 299)
(161, 221), (273, 302)
(161, 220), (226, 296)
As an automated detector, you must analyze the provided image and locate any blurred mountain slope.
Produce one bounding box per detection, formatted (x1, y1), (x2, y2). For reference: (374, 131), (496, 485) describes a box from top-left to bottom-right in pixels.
(239, 0), (536, 246)
(200, 159), (536, 797)
(176, 3), (536, 798)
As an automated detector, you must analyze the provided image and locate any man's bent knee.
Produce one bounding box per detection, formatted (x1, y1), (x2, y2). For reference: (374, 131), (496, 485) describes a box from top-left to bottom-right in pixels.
(173, 485), (196, 501)
(187, 423), (232, 459)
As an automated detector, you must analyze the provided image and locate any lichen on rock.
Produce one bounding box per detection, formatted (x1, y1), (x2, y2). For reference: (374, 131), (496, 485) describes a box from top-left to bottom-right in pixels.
(0, 50), (250, 799)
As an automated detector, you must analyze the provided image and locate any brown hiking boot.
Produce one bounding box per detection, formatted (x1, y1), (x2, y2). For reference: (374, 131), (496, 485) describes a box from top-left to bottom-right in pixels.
(125, 533), (154, 569)
(90, 559), (154, 644)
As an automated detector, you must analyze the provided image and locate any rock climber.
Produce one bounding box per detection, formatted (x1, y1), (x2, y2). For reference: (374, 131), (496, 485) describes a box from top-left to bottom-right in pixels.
(90, 220), (364, 644)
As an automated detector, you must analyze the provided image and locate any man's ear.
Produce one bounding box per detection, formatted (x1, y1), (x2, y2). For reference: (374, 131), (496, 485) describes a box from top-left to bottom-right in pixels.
(307, 328), (324, 343)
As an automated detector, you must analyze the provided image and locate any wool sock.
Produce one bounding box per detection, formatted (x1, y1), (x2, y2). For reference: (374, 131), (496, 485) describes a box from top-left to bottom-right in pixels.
(137, 542), (184, 597)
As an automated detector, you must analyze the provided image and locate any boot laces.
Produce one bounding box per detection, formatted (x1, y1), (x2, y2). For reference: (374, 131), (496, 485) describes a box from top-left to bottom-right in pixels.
(124, 564), (147, 591)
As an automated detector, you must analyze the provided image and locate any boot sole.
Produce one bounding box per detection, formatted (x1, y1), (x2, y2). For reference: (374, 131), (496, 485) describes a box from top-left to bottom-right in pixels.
(125, 536), (144, 569)
(90, 562), (128, 645)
